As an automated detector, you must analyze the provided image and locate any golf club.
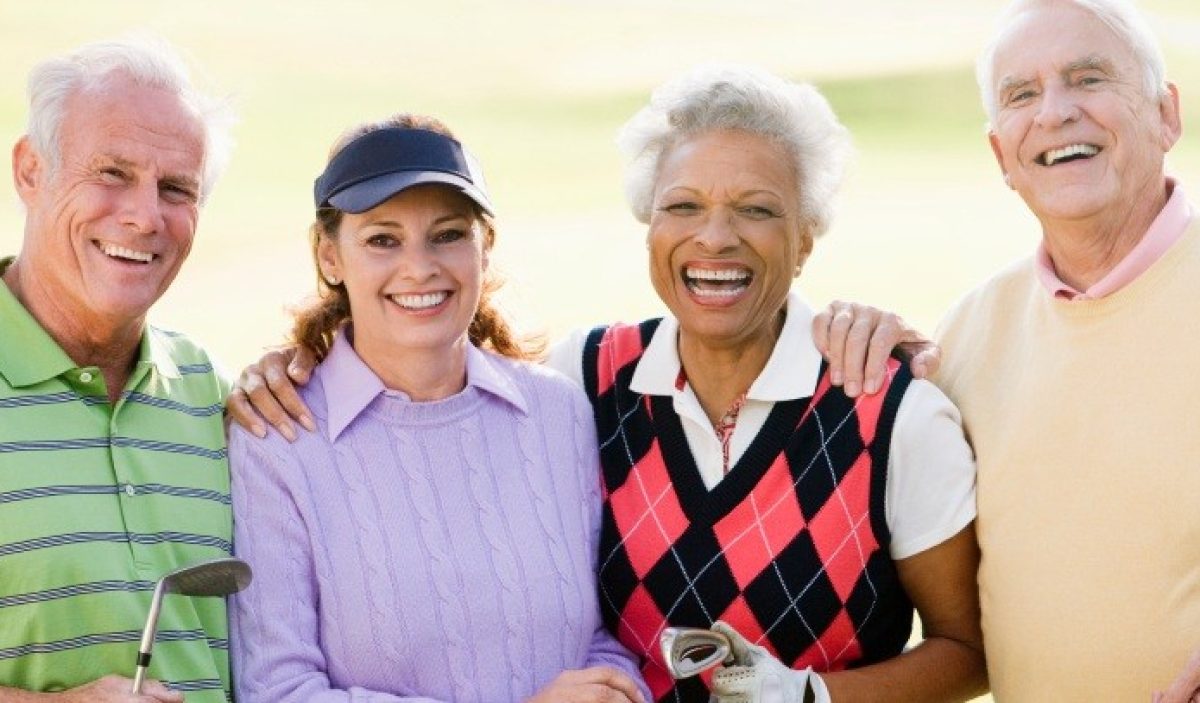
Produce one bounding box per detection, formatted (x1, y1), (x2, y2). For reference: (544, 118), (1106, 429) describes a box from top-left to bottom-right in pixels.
(131, 557), (253, 694)
(659, 627), (734, 679)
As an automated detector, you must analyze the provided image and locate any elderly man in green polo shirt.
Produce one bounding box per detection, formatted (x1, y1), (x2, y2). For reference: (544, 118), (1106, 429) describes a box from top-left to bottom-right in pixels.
(0, 38), (235, 702)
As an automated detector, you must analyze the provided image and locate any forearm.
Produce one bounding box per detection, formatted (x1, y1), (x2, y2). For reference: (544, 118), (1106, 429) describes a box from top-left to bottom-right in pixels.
(821, 635), (986, 702)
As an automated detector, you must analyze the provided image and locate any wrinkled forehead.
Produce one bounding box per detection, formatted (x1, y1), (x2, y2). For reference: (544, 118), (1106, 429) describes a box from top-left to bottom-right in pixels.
(61, 78), (206, 170)
(991, 2), (1138, 87)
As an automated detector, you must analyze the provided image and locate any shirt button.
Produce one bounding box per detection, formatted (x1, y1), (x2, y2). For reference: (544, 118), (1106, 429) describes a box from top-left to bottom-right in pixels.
(79, 371), (94, 383)
(124, 483), (136, 497)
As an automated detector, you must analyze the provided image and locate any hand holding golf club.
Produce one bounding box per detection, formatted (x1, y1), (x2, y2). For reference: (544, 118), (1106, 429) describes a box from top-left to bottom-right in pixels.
(28, 674), (183, 702)
(708, 621), (830, 703)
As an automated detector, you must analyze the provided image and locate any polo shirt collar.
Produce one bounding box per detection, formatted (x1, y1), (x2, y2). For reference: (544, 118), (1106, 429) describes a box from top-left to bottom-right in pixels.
(0, 271), (75, 387)
(0, 258), (178, 387)
(322, 327), (528, 441)
(629, 291), (824, 401)
(141, 327), (182, 379)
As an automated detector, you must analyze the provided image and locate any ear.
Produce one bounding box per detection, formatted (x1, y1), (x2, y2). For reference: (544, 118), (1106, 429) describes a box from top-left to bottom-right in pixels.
(792, 230), (815, 279)
(1158, 81), (1183, 152)
(316, 235), (342, 285)
(987, 130), (1014, 190)
(12, 136), (44, 206)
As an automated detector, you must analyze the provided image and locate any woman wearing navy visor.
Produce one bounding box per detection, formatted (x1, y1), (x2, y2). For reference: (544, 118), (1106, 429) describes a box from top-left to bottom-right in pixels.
(226, 114), (648, 703)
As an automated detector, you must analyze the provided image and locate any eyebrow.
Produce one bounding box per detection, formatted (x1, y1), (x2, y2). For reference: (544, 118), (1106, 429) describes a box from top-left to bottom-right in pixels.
(1063, 55), (1115, 76)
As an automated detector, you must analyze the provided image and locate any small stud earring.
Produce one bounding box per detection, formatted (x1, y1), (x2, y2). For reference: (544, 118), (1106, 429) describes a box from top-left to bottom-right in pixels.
(325, 275), (340, 286)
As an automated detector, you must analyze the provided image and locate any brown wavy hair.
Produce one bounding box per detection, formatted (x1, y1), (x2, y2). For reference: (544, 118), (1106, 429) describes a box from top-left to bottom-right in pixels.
(290, 113), (544, 361)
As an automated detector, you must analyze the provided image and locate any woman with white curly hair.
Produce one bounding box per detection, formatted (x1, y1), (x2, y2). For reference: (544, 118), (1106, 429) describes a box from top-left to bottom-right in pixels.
(229, 64), (987, 703)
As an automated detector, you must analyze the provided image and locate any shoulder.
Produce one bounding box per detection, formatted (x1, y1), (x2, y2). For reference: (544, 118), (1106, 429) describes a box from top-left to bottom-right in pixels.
(938, 256), (1037, 334)
(488, 351), (591, 411)
(934, 256), (1037, 387)
(147, 325), (217, 368)
(145, 325), (231, 398)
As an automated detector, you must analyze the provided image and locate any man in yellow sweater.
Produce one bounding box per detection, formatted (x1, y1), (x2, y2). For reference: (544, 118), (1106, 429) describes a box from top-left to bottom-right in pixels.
(818, 0), (1200, 700)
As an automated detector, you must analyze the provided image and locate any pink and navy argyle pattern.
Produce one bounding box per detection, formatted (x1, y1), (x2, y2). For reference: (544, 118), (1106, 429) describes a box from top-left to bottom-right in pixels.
(583, 321), (914, 702)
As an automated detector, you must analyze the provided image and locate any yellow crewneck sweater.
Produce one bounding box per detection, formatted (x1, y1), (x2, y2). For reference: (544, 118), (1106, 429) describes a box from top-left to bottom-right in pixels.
(936, 218), (1200, 701)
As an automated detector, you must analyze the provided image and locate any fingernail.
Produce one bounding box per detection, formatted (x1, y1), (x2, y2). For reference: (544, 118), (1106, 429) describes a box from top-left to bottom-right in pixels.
(252, 423), (267, 440)
(844, 380), (860, 397)
(289, 364), (304, 380)
(280, 423), (297, 443)
(831, 370), (843, 386)
(300, 415), (316, 433)
(865, 377), (880, 395)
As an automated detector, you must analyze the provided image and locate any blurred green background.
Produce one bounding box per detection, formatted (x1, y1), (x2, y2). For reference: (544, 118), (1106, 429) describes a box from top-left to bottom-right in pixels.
(1, 1), (1197, 373)
(1, 2), (1198, 700)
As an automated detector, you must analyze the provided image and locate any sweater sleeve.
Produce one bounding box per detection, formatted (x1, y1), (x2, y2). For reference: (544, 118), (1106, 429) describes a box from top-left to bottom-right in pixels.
(569, 391), (652, 702)
(228, 428), (446, 703)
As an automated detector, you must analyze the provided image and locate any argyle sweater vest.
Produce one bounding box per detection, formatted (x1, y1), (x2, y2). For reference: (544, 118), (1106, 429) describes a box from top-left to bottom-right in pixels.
(583, 320), (914, 703)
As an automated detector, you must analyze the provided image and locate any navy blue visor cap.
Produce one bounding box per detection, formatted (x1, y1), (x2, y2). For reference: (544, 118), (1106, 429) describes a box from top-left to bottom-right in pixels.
(313, 127), (494, 216)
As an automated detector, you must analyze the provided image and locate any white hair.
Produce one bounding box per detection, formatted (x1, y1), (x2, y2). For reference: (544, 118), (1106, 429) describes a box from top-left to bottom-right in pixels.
(976, 0), (1168, 123)
(25, 35), (235, 203)
(617, 63), (852, 238)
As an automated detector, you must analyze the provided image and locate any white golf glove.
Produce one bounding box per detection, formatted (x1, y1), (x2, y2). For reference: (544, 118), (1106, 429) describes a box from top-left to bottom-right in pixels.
(708, 621), (830, 703)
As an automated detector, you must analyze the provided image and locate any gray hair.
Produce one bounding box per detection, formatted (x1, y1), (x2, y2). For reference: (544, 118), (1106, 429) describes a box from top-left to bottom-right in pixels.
(976, 0), (1168, 123)
(25, 35), (235, 203)
(617, 63), (852, 239)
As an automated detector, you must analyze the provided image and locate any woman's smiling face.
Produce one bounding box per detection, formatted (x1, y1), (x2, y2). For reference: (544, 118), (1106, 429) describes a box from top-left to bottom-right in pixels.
(647, 128), (809, 351)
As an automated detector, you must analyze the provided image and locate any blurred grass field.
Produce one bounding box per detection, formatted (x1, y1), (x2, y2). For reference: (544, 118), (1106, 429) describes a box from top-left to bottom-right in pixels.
(1, 1), (1197, 370)
(1, 2), (1199, 700)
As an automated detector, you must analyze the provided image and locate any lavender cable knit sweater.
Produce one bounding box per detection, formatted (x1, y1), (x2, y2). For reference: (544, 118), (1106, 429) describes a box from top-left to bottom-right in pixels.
(229, 334), (646, 702)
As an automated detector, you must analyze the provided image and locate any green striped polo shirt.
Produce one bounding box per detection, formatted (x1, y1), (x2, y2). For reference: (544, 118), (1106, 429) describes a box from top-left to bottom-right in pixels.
(0, 259), (233, 701)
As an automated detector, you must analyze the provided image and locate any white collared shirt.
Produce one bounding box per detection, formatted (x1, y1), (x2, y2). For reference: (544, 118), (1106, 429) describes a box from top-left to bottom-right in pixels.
(548, 292), (976, 560)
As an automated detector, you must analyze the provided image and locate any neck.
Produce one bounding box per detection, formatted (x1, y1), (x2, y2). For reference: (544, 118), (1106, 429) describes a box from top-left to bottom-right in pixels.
(2, 262), (142, 403)
(359, 335), (470, 402)
(677, 313), (782, 425)
(1040, 181), (1169, 292)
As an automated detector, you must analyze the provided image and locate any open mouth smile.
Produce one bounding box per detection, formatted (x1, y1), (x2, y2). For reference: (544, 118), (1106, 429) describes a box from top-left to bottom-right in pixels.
(1036, 143), (1101, 167)
(96, 241), (155, 264)
(682, 265), (753, 299)
(388, 291), (450, 310)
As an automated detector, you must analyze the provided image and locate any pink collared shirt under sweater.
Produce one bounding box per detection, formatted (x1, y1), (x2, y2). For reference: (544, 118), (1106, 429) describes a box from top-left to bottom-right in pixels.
(1036, 180), (1195, 299)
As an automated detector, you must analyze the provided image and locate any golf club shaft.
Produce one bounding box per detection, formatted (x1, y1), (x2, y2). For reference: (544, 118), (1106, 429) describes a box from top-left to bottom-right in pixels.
(132, 582), (168, 693)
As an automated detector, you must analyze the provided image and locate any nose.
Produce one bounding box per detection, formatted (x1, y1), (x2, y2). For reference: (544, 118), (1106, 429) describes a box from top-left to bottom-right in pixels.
(694, 209), (739, 253)
(398, 243), (440, 282)
(119, 181), (166, 235)
(1034, 83), (1082, 128)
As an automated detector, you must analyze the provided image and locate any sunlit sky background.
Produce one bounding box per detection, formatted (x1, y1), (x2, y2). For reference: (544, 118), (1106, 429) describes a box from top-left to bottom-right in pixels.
(1, 1), (1197, 371)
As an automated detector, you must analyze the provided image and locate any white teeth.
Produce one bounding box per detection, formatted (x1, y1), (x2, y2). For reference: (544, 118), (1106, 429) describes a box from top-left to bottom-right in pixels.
(1043, 143), (1099, 166)
(98, 242), (154, 263)
(390, 292), (448, 310)
(685, 267), (750, 281)
(691, 287), (745, 298)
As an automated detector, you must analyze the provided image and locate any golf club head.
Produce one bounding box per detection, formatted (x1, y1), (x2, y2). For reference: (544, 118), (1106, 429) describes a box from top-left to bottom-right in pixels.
(163, 557), (253, 597)
(132, 557), (252, 694)
(660, 627), (733, 679)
